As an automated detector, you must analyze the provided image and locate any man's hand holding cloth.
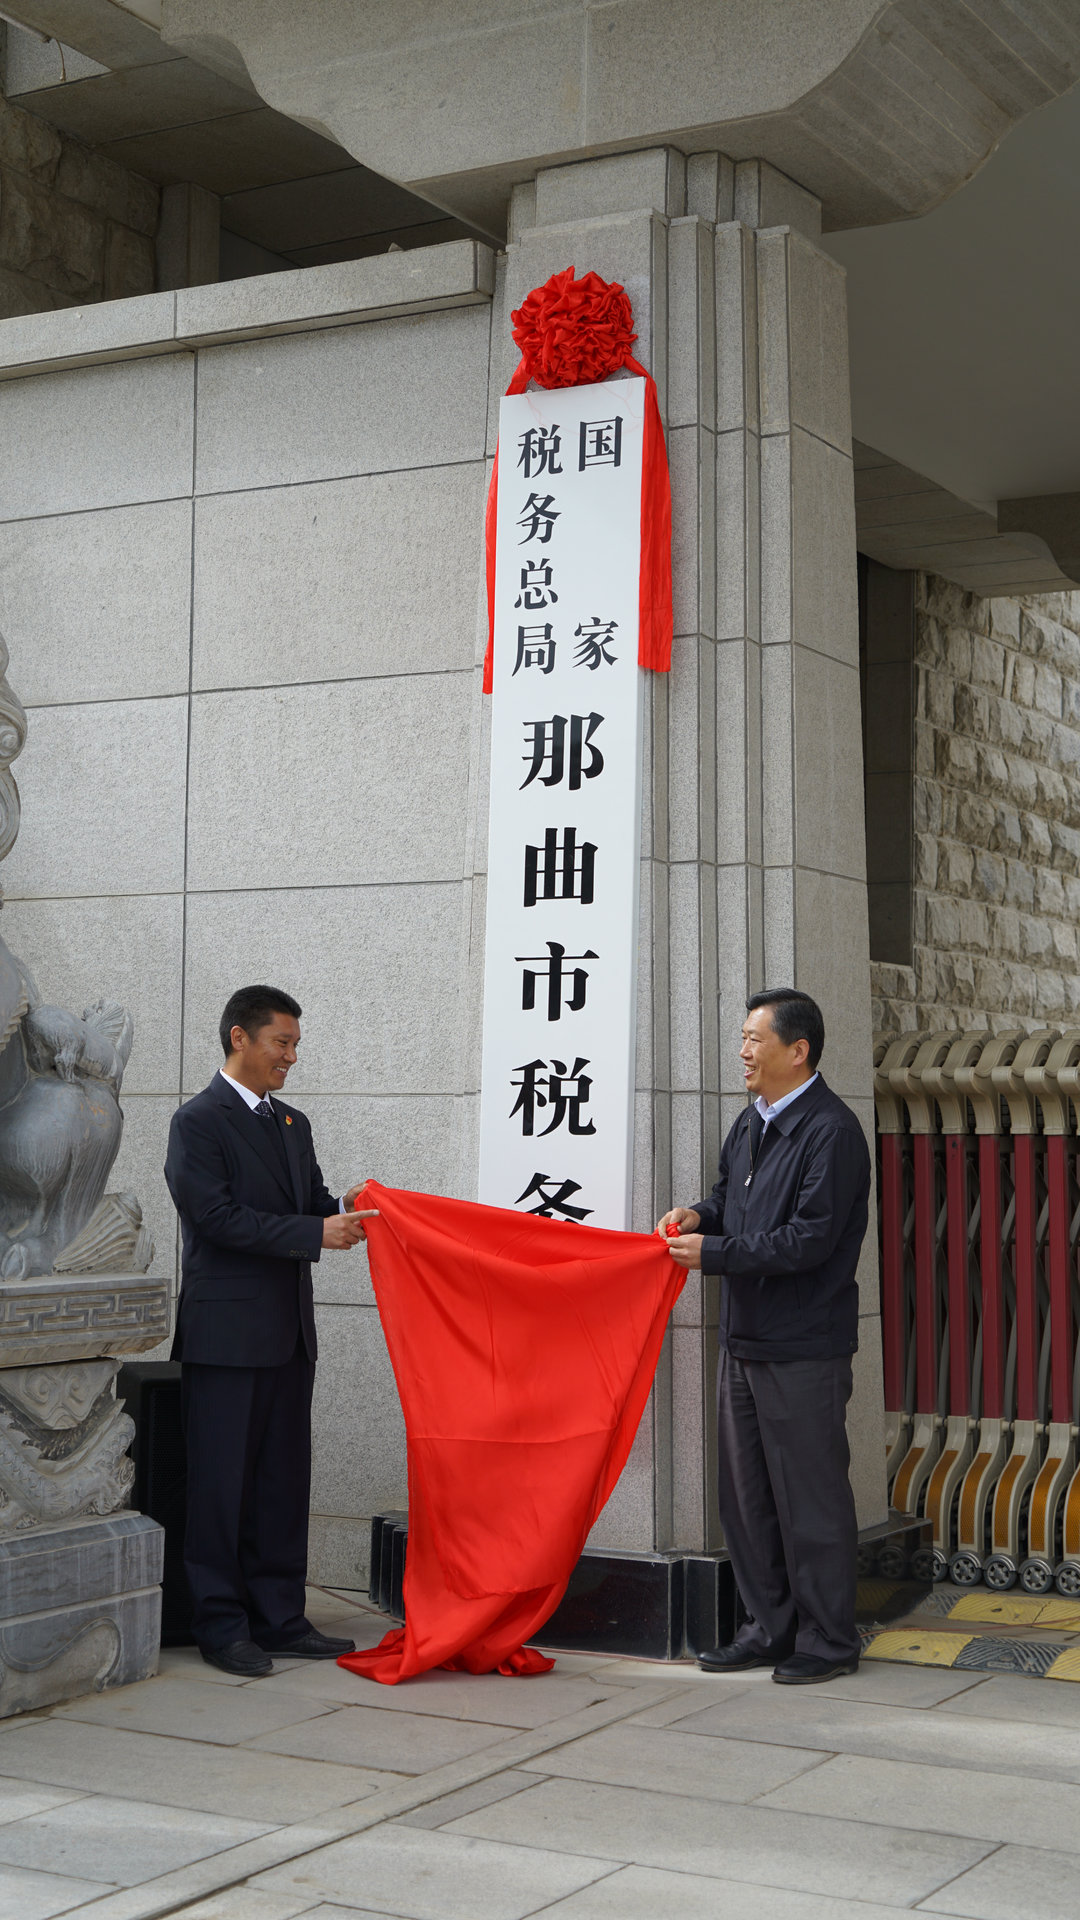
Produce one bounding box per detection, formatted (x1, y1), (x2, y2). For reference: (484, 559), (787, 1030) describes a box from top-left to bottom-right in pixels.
(338, 1183), (685, 1684)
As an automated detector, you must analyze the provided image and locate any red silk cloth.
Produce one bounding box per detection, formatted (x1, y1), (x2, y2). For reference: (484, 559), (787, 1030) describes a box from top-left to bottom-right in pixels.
(483, 266), (673, 693)
(337, 1182), (684, 1684)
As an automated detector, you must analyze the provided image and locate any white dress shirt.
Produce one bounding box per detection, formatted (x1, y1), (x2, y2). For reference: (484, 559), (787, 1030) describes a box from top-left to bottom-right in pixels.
(219, 1066), (269, 1112)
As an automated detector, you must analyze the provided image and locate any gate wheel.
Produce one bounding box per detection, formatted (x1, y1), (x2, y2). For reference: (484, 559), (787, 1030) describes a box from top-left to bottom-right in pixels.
(1019, 1557), (1054, 1595)
(877, 1545), (908, 1580)
(1054, 1560), (1080, 1598)
(948, 1551), (982, 1587)
(983, 1554), (1018, 1590)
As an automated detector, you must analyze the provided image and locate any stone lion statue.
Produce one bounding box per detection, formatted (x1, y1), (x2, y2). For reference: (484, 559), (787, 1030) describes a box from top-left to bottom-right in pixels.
(0, 633), (152, 1280)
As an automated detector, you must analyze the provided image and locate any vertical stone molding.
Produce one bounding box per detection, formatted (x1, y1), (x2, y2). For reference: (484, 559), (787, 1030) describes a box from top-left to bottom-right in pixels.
(497, 148), (885, 1554)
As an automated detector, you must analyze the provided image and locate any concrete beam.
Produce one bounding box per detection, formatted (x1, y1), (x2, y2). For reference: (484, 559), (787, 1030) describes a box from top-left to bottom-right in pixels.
(0, 0), (173, 68)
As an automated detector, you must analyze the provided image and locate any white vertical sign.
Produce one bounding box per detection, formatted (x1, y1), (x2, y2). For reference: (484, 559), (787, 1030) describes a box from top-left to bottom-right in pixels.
(479, 377), (646, 1230)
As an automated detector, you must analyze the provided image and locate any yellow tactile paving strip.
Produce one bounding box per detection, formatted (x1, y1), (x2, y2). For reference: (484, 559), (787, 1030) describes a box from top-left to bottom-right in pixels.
(946, 1594), (1080, 1630)
(859, 1584), (1080, 1682)
(863, 1631), (977, 1668)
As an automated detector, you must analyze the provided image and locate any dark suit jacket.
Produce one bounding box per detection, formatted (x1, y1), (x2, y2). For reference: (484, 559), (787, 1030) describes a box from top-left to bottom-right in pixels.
(165, 1074), (340, 1368)
(692, 1075), (870, 1364)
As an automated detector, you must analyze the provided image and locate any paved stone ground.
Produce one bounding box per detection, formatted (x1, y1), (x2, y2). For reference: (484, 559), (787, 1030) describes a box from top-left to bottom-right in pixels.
(0, 1587), (1078, 1920)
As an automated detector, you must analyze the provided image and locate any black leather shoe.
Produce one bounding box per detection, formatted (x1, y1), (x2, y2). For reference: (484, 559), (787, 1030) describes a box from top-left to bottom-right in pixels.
(698, 1641), (793, 1672)
(260, 1628), (356, 1660)
(200, 1639), (273, 1678)
(772, 1652), (860, 1684)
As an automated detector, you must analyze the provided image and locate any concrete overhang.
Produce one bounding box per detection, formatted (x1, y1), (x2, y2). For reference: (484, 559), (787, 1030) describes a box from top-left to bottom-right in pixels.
(854, 443), (1077, 597)
(152, 0), (1080, 239)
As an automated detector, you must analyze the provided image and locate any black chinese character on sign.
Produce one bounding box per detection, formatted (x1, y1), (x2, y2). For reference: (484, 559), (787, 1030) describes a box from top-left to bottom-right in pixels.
(513, 626), (556, 675)
(520, 712), (604, 790)
(514, 559), (558, 610)
(515, 1173), (593, 1221)
(579, 416), (623, 469)
(516, 940), (598, 1020)
(517, 493), (560, 544)
(509, 1057), (597, 1137)
(517, 425), (563, 479)
(524, 828), (596, 906)
(574, 618), (618, 669)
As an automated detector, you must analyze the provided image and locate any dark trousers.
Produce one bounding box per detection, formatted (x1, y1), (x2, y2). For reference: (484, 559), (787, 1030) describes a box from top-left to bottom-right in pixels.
(182, 1343), (315, 1651)
(717, 1347), (858, 1663)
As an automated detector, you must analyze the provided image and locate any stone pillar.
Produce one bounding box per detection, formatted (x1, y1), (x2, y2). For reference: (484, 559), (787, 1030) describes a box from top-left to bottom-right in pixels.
(156, 180), (220, 291)
(494, 149), (887, 1557)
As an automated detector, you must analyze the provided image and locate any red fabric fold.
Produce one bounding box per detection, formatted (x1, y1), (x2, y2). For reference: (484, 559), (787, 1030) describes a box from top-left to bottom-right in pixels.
(483, 268), (672, 693)
(337, 1182), (684, 1684)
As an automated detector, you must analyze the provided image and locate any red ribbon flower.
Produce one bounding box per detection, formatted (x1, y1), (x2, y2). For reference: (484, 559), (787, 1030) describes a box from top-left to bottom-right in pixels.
(510, 266), (638, 390)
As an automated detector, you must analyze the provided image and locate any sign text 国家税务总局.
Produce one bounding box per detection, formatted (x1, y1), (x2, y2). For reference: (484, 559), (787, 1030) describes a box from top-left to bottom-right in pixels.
(478, 381), (646, 1230)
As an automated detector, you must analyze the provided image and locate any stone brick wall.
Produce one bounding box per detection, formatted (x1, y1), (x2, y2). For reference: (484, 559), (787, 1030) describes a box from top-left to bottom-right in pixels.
(0, 92), (158, 317)
(872, 572), (1080, 1036)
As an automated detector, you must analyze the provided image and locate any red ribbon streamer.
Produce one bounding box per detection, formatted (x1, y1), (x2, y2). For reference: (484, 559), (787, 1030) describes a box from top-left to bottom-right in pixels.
(337, 1182), (684, 1683)
(483, 266), (673, 693)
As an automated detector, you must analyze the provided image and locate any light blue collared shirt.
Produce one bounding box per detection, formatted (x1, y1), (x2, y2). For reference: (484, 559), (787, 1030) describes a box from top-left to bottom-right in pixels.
(755, 1071), (818, 1136)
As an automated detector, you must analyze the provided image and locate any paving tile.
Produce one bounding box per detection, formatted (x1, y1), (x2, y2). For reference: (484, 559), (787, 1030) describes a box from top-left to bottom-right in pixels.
(627, 1684), (754, 1726)
(0, 1782), (86, 1825)
(0, 1861), (113, 1918)
(252, 1823), (613, 1919)
(538, 1862), (926, 1918)
(817, 1666), (991, 1708)
(0, 1720), (398, 1824)
(170, 1892), (320, 1920)
(760, 1751), (1080, 1852)
(943, 1673), (1080, 1730)
(282, 1910), (403, 1920)
(54, 1678), (338, 1746)
(918, 1841), (1080, 1918)
(254, 1661), (426, 1709)
(665, 1686), (1080, 1783)
(246, 1704), (515, 1775)
(519, 1721), (824, 1801)
(0, 1794), (272, 1888)
(287, 1910), (405, 1920)
(398, 1769), (542, 1829)
(531, 1653), (624, 1678)
(583, 1658), (707, 1684)
(446, 1777), (992, 1904)
(154, 1648), (252, 1687)
(265, 1669), (622, 1730)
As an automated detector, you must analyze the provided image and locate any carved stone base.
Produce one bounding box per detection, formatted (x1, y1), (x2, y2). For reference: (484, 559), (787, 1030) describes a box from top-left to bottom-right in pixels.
(0, 1512), (162, 1717)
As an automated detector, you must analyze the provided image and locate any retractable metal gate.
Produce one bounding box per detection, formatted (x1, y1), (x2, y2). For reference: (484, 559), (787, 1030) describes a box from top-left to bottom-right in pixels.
(875, 1028), (1080, 1594)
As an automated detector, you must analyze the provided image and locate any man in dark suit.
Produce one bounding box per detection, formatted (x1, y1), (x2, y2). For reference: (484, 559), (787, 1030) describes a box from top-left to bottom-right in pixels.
(165, 984), (377, 1677)
(658, 987), (870, 1685)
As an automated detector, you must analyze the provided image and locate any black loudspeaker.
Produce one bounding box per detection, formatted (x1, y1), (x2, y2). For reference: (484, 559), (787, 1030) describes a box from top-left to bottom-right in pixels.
(116, 1361), (194, 1646)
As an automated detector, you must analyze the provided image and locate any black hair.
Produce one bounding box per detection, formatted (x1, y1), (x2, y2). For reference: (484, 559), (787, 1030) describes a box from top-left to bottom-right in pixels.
(745, 988), (824, 1070)
(219, 984), (302, 1058)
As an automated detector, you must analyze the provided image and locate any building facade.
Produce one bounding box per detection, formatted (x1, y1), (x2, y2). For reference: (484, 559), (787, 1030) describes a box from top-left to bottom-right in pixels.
(0, 2), (1078, 1593)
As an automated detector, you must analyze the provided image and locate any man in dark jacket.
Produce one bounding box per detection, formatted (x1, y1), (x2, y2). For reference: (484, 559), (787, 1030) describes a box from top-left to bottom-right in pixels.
(658, 987), (870, 1684)
(165, 984), (376, 1676)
